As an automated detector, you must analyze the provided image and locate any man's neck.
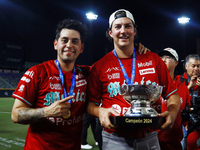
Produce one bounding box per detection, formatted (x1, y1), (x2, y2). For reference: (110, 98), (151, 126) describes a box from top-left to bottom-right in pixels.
(114, 45), (134, 58)
(170, 72), (175, 81)
(169, 69), (175, 81)
(56, 59), (75, 72)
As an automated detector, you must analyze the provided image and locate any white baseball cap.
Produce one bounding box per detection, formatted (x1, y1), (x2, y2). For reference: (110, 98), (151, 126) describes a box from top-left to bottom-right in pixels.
(158, 48), (179, 61)
(109, 9), (135, 28)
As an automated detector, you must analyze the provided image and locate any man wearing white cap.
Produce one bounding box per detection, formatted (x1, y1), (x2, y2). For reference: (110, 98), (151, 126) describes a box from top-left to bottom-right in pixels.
(158, 48), (191, 150)
(87, 9), (180, 150)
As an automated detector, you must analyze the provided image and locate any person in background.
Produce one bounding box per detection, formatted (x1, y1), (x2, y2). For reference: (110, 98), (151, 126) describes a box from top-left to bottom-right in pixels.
(157, 48), (191, 150)
(176, 54), (200, 150)
(178, 54), (200, 96)
(81, 113), (97, 149)
(87, 9), (180, 150)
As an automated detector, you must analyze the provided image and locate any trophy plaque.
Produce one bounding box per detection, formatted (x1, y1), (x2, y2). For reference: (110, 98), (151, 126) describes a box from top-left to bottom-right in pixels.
(110, 84), (165, 130)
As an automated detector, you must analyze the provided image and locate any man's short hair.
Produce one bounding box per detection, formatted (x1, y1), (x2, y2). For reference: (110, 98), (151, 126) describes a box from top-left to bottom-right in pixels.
(55, 19), (88, 43)
(185, 54), (200, 66)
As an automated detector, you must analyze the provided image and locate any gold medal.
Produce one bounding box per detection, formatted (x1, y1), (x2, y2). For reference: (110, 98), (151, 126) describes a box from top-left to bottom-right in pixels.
(63, 110), (71, 119)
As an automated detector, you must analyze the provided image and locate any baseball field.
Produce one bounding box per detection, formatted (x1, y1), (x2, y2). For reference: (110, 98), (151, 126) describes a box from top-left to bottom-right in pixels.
(0, 97), (98, 150)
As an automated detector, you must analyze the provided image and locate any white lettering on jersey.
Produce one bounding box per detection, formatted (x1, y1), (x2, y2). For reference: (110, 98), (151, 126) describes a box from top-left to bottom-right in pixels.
(18, 85), (25, 92)
(76, 79), (87, 87)
(47, 115), (82, 126)
(180, 97), (183, 104)
(107, 73), (120, 80)
(49, 76), (60, 81)
(105, 67), (120, 73)
(50, 83), (62, 90)
(139, 68), (155, 75)
(20, 76), (31, 83)
(138, 60), (153, 68)
(25, 71), (34, 78)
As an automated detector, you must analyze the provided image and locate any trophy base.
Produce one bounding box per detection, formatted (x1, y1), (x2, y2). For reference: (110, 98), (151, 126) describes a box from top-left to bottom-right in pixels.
(110, 116), (165, 131)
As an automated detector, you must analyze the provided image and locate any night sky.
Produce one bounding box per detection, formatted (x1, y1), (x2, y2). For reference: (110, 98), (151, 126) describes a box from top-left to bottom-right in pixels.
(0, 0), (200, 73)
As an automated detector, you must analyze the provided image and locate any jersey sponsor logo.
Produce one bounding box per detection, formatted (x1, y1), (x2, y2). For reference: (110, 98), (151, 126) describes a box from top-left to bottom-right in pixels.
(49, 76), (60, 81)
(139, 68), (155, 75)
(105, 67), (120, 73)
(111, 104), (121, 113)
(50, 83), (62, 90)
(20, 76), (31, 83)
(138, 60), (153, 68)
(107, 73), (120, 80)
(76, 79), (87, 87)
(18, 85), (25, 92)
(76, 73), (84, 79)
(24, 71), (34, 78)
(47, 115), (82, 126)
(111, 104), (129, 115)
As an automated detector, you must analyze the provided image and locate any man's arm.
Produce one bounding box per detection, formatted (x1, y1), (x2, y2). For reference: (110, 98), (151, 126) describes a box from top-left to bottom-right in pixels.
(158, 93), (180, 130)
(135, 43), (150, 54)
(87, 101), (119, 129)
(11, 96), (73, 124)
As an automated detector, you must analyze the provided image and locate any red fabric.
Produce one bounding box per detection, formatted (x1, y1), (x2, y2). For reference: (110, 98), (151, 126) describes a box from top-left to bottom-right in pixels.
(88, 51), (177, 134)
(13, 60), (89, 150)
(187, 129), (200, 150)
(156, 75), (191, 149)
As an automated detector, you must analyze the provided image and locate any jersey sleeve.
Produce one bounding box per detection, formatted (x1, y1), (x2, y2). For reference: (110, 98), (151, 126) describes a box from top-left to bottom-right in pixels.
(12, 66), (40, 107)
(87, 63), (102, 104)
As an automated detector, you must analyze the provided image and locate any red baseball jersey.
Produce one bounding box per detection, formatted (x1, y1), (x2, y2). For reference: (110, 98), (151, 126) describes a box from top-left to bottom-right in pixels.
(88, 51), (177, 133)
(12, 60), (89, 150)
(156, 75), (191, 149)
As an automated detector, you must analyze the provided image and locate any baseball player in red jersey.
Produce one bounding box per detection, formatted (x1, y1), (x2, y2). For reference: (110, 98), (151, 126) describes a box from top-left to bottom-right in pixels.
(11, 18), (149, 150)
(11, 19), (89, 150)
(87, 9), (180, 150)
(157, 48), (191, 150)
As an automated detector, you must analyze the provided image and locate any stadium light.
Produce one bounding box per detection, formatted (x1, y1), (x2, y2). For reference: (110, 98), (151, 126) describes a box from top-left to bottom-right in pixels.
(86, 12), (98, 20)
(178, 17), (190, 24)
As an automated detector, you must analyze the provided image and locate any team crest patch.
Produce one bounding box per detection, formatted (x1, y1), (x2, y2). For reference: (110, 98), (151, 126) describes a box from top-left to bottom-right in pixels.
(139, 68), (155, 75)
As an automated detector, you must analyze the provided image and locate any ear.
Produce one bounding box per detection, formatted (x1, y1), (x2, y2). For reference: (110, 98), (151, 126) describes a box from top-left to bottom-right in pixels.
(134, 28), (137, 36)
(54, 39), (58, 50)
(108, 29), (113, 38)
(175, 61), (178, 67)
(185, 63), (188, 70)
(80, 43), (84, 53)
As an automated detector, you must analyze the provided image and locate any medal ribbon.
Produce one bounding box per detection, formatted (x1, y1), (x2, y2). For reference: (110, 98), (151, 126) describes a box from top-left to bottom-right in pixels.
(113, 48), (136, 85)
(55, 59), (76, 104)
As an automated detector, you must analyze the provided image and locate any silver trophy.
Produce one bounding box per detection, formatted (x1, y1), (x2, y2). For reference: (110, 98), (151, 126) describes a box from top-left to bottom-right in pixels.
(121, 84), (163, 117)
(110, 84), (165, 130)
